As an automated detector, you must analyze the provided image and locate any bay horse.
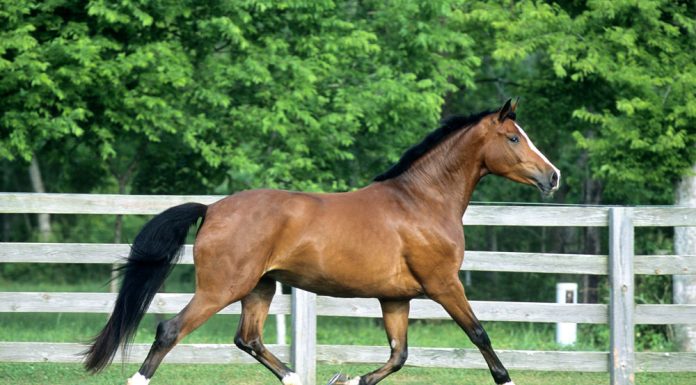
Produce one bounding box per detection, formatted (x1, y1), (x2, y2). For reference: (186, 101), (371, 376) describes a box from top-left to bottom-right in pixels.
(83, 99), (560, 385)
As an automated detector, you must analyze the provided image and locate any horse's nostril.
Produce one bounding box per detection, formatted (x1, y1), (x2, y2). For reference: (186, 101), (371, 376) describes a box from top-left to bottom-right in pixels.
(550, 171), (559, 187)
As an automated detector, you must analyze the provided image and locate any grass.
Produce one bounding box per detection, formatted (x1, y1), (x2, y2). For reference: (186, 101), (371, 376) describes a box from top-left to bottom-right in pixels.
(1, 363), (695, 385)
(0, 276), (692, 384)
(3, 312), (694, 384)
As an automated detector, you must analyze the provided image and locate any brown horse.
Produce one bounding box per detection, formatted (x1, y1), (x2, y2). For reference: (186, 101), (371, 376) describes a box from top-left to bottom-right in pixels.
(83, 99), (559, 385)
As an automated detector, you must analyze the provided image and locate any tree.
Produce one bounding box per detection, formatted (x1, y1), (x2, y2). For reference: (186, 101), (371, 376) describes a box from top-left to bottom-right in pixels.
(490, 0), (696, 204)
(454, 0), (696, 307)
(1, 0), (482, 194)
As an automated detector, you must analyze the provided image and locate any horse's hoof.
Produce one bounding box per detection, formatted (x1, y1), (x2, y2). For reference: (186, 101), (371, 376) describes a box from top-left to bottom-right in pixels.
(126, 373), (150, 385)
(327, 373), (360, 385)
(327, 373), (349, 385)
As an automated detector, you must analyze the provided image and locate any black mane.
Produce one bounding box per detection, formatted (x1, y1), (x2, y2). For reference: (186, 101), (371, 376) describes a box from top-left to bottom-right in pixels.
(374, 109), (498, 181)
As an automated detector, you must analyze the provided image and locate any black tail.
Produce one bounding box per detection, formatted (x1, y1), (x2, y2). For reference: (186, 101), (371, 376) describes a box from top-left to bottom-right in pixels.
(83, 202), (207, 373)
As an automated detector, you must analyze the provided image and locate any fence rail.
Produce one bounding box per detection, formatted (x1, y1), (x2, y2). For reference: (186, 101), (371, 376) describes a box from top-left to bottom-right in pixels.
(1, 193), (696, 385)
(3, 242), (696, 275)
(3, 193), (696, 226)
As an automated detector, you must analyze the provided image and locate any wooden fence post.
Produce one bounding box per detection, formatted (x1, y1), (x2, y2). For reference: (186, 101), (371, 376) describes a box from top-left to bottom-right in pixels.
(276, 282), (287, 346)
(291, 287), (317, 385)
(609, 207), (635, 385)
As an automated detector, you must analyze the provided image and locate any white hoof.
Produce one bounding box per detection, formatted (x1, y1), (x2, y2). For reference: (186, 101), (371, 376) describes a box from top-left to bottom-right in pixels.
(502, 382), (516, 385)
(282, 372), (303, 385)
(346, 377), (361, 385)
(126, 372), (150, 385)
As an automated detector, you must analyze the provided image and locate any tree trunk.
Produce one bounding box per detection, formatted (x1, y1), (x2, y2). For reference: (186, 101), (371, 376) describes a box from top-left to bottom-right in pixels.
(110, 214), (124, 293)
(111, 174), (130, 293)
(108, 148), (143, 296)
(2, 162), (10, 241)
(28, 154), (51, 242)
(582, 175), (603, 304)
(674, 163), (696, 351)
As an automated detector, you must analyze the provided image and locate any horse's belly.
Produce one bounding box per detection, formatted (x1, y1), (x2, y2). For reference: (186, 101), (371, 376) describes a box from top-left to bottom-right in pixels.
(267, 261), (422, 299)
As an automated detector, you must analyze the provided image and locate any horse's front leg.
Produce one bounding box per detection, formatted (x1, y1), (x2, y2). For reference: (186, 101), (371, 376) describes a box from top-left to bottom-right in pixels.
(425, 278), (514, 385)
(328, 300), (409, 385)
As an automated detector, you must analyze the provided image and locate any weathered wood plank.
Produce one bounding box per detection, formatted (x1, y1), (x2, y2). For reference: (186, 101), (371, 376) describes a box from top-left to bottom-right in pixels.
(3, 296), (686, 333)
(9, 243), (692, 277)
(463, 251), (608, 275)
(0, 243), (195, 264)
(609, 207), (635, 385)
(1, 243), (610, 275)
(317, 297), (608, 323)
(3, 194), (695, 227)
(0, 292), (291, 315)
(635, 304), (696, 325)
(463, 205), (609, 227)
(634, 254), (696, 275)
(317, 345), (609, 372)
(0, 193), (223, 215)
(0, 342), (607, 372)
(3, 342), (695, 373)
(1, 193), (615, 226)
(0, 342), (288, 364)
(0, 292), (607, 323)
(633, 207), (696, 227)
(636, 352), (696, 372)
(292, 288), (317, 385)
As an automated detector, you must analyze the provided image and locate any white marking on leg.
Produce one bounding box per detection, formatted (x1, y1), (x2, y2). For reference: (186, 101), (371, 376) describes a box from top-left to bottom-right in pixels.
(126, 372), (150, 385)
(515, 123), (561, 180)
(501, 381), (516, 385)
(390, 338), (397, 349)
(282, 372), (303, 385)
(347, 376), (361, 385)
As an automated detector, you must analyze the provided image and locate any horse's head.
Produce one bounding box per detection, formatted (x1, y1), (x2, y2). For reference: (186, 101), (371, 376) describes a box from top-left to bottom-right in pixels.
(482, 99), (560, 195)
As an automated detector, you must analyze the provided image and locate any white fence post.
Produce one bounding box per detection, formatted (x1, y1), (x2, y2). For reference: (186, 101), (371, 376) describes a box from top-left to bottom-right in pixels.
(291, 288), (316, 385)
(276, 282), (287, 346)
(609, 207), (635, 385)
(556, 283), (578, 346)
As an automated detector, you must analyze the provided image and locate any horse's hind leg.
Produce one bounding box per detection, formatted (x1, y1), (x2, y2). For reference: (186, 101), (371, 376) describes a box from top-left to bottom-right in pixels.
(330, 300), (410, 385)
(127, 291), (232, 385)
(235, 277), (299, 384)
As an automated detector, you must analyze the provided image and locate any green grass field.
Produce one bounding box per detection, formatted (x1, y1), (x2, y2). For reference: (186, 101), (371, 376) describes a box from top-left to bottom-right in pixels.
(1, 312), (694, 385)
(2, 362), (695, 385)
(1, 277), (694, 384)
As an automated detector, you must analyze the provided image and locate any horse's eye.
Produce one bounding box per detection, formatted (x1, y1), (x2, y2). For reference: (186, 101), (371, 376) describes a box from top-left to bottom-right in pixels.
(509, 136), (519, 143)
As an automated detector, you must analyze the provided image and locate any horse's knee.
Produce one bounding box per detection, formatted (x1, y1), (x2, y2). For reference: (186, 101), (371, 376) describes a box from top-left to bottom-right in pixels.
(154, 319), (180, 349)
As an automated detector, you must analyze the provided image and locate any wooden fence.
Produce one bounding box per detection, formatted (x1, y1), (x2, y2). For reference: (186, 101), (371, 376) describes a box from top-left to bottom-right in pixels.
(1, 193), (696, 385)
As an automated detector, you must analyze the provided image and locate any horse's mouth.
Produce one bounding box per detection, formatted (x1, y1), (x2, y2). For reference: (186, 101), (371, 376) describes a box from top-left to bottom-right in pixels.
(536, 182), (557, 198)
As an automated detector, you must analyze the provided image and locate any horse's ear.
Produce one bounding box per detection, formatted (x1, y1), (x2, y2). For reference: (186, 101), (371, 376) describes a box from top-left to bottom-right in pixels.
(498, 98), (512, 121)
(511, 97), (520, 113)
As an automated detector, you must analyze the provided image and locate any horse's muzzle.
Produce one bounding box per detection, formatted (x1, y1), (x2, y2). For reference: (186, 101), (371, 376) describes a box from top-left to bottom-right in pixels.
(536, 170), (560, 196)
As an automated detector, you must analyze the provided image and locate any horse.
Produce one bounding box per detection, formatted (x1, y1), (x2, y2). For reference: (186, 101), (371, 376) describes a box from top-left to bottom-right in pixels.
(83, 98), (560, 385)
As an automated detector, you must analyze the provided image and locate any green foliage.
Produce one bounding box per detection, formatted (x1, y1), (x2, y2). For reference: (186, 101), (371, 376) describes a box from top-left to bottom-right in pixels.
(1, 0), (480, 193)
(3, 0), (693, 199)
(490, 0), (696, 203)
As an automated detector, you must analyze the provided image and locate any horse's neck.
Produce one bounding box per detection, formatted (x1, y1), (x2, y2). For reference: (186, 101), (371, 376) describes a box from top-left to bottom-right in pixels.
(389, 127), (485, 218)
